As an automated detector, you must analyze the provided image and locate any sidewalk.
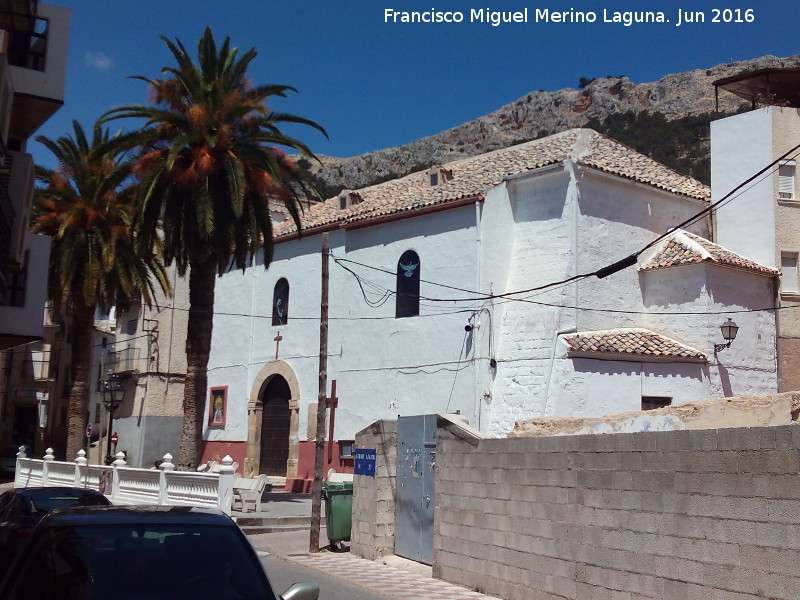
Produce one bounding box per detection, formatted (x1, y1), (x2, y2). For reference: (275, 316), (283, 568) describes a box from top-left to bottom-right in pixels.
(248, 529), (501, 600)
(231, 490), (314, 520)
(245, 492), (502, 600)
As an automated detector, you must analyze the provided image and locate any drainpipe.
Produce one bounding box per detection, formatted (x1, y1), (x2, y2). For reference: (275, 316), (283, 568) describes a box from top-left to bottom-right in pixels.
(542, 327), (577, 416)
(247, 255), (258, 391)
(565, 158), (581, 330)
(473, 199), (483, 430)
(165, 267), (178, 395)
(541, 160), (581, 416)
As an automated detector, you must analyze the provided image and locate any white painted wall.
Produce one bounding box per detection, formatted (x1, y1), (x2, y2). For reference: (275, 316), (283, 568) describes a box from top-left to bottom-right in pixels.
(485, 164), (716, 436)
(208, 205), (482, 442)
(712, 108), (777, 267)
(207, 162), (775, 444)
(545, 262), (777, 421)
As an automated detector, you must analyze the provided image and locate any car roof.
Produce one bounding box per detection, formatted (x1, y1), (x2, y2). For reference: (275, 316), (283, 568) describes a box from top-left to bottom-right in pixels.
(8, 487), (107, 499)
(38, 505), (233, 527)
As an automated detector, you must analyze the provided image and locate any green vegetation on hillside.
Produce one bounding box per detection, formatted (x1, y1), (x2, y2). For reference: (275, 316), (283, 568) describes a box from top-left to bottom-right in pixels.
(585, 111), (714, 184)
(301, 107), (761, 197)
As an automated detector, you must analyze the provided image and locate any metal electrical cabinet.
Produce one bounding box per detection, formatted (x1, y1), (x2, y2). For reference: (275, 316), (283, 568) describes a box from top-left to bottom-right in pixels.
(394, 414), (436, 565)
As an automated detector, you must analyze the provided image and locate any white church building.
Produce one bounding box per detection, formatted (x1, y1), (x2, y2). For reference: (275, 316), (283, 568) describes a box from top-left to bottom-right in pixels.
(201, 128), (779, 485)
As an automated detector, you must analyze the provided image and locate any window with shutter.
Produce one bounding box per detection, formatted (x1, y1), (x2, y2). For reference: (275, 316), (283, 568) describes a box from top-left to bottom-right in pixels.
(779, 163), (795, 200)
(781, 253), (798, 293)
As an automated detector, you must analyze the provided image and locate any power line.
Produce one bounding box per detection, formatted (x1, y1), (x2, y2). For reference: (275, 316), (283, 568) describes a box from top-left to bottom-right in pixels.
(331, 254), (790, 316)
(639, 144), (800, 254)
(85, 149), (800, 338)
(330, 145), (800, 312)
(333, 255), (594, 302)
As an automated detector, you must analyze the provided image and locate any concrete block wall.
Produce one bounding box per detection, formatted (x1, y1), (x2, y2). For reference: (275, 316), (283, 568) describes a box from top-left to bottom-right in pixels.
(351, 420), (397, 560)
(434, 425), (800, 600)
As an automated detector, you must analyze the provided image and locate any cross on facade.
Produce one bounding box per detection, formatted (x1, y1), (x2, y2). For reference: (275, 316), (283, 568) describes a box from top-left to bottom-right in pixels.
(273, 331), (283, 361)
(326, 380), (338, 463)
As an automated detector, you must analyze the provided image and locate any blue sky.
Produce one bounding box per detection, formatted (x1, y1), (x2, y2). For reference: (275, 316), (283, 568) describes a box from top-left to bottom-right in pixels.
(31, 1), (800, 169)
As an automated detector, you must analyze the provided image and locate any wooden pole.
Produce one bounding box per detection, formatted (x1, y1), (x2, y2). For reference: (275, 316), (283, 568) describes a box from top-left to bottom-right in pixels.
(310, 233), (329, 552)
(326, 380), (338, 463)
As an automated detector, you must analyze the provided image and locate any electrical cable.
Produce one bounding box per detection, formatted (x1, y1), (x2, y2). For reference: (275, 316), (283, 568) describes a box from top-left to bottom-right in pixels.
(444, 330), (471, 413)
(638, 143), (800, 254)
(333, 143), (800, 302)
(81, 147), (800, 354)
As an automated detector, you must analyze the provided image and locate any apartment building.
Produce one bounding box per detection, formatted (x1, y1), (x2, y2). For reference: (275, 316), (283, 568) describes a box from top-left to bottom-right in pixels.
(0, 0), (70, 456)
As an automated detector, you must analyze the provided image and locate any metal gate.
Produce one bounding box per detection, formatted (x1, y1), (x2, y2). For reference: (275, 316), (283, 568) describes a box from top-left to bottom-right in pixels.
(394, 414), (436, 565)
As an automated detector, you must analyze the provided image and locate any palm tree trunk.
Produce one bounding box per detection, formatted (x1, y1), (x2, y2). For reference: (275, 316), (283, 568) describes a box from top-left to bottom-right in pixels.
(65, 304), (96, 460)
(177, 250), (217, 469)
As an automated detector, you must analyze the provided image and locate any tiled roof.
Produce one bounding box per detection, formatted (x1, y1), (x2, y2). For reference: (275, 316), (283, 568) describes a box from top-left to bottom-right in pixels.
(276, 129), (710, 239)
(639, 230), (779, 276)
(563, 328), (706, 362)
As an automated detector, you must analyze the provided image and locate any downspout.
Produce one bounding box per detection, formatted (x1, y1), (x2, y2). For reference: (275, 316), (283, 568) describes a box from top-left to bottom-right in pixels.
(165, 268), (178, 394)
(543, 327), (577, 416)
(247, 255), (258, 392)
(541, 159), (581, 416)
(565, 157), (581, 330)
(473, 199), (483, 430)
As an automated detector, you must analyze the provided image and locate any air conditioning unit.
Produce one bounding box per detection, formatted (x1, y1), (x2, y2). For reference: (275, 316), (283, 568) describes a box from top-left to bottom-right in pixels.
(339, 440), (355, 459)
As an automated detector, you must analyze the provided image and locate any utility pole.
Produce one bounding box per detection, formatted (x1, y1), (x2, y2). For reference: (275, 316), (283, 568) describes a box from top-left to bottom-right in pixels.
(310, 233), (329, 552)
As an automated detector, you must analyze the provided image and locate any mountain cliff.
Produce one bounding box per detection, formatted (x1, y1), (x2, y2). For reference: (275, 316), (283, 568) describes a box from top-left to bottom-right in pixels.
(305, 54), (800, 194)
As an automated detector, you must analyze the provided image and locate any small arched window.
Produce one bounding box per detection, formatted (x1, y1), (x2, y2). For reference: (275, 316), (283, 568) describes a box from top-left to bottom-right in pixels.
(272, 278), (289, 325)
(396, 250), (420, 318)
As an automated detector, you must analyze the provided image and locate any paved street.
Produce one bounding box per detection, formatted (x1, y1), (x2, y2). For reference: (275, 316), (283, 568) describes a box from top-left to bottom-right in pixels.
(0, 480), (502, 600)
(248, 528), (501, 600)
(237, 491), (501, 599)
(260, 550), (397, 600)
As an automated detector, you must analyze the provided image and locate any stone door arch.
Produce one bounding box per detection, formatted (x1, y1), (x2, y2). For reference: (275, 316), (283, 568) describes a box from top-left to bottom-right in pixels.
(245, 361), (300, 478)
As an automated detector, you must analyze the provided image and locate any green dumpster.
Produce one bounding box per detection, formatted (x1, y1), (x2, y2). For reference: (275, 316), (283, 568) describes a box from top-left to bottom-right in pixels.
(322, 480), (353, 545)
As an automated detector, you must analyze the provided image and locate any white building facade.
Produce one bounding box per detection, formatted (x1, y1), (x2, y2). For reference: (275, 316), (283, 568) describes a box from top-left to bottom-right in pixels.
(712, 95), (800, 392)
(204, 129), (779, 484)
(0, 1), (71, 455)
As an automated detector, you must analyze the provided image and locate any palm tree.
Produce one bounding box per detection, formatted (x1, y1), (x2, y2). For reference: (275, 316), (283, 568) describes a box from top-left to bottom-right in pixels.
(103, 27), (326, 469)
(33, 120), (170, 460)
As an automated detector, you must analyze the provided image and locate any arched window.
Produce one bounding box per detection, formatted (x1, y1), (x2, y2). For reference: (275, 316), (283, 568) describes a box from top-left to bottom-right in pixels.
(272, 278), (289, 325)
(396, 250), (420, 318)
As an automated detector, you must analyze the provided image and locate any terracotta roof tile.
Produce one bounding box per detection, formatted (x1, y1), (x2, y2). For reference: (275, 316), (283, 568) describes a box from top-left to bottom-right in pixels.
(639, 230), (779, 276)
(563, 328), (706, 361)
(276, 129), (710, 238)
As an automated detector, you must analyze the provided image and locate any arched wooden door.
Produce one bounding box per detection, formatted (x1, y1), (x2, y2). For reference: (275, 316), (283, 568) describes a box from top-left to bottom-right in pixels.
(259, 375), (291, 476)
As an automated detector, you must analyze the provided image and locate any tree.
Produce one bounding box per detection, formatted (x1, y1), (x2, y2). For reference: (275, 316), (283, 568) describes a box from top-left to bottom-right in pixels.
(103, 27), (327, 469)
(33, 120), (170, 459)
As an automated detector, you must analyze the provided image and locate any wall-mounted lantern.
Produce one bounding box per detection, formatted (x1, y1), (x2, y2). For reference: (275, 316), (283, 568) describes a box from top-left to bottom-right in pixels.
(714, 318), (739, 353)
(100, 371), (125, 465)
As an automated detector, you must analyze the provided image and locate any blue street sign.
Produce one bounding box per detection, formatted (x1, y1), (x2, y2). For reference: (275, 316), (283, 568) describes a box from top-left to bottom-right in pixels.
(354, 449), (377, 477)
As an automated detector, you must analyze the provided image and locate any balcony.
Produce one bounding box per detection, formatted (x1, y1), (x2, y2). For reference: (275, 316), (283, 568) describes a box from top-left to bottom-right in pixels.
(0, 54), (14, 145)
(0, 231), (49, 349)
(3, 149), (33, 267)
(1, 1), (69, 140)
(0, 176), (12, 302)
(0, 1), (38, 33)
(18, 348), (57, 380)
(107, 345), (141, 376)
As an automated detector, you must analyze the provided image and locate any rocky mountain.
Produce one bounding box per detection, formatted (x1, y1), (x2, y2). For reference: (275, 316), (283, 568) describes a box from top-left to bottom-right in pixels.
(306, 54), (800, 195)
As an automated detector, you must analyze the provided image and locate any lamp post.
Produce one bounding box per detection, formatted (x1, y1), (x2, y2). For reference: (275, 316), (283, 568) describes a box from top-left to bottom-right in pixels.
(714, 317), (739, 353)
(100, 371), (125, 465)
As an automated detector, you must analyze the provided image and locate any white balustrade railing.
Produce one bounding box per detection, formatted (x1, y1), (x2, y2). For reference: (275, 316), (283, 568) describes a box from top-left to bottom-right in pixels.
(12, 447), (235, 515)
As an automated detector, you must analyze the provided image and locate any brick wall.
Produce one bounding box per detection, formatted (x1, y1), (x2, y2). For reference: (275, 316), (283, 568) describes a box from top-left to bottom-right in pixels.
(435, 426), (800, 600)
(351, 420), (397, 560)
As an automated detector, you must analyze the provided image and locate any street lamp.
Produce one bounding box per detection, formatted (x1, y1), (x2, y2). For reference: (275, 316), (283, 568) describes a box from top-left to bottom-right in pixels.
(100, 371), (125, 465)
(714, 318), (739, 353)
